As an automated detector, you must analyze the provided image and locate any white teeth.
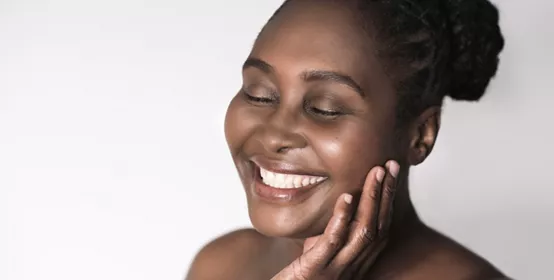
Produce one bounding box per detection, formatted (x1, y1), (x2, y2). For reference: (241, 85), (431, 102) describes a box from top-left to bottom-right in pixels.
(275, 174), (285, 186)
(293, 176), (302, 189)
(259, 167), (327, 189)
(285, 175), (294, 187)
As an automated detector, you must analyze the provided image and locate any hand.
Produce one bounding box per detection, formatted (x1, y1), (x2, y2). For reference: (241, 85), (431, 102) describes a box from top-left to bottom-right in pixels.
(271, 160), (400, 280)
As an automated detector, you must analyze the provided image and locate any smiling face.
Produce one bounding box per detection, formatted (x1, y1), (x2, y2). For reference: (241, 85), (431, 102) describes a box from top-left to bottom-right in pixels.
(224, 1), (407, 238)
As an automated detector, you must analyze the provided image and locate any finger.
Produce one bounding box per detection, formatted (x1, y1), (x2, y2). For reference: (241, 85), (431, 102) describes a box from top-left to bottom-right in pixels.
(341, 237), (389, 280)
(341, 162), (399, 278)
(377, 160), (400, 237)
(328, 166), (385, 269)
(297, 193), (354, 273)
(353, 166), (385, 240)
(302, 236), (318, 254)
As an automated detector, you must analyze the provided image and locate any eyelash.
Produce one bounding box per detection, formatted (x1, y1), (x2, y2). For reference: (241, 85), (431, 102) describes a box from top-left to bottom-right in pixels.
(243, 92), (274, 104)
(242, 90), (344, 118)
(309, 107), (342, 117)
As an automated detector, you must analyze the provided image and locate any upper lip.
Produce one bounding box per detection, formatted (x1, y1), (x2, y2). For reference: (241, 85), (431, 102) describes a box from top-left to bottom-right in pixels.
(250, 155), (328, 177)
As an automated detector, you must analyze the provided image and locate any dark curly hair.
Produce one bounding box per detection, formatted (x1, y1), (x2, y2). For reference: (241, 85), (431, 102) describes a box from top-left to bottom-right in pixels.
(269, 0), (505, 123)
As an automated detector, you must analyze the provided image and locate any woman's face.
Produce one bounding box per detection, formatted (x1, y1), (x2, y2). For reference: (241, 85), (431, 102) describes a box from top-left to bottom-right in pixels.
(224, 1), (402, 238)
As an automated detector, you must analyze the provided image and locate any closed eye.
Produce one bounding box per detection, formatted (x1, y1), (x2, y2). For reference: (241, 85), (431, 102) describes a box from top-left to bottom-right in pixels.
(242, 89), (276, 104)
(311, 107), (341, 116)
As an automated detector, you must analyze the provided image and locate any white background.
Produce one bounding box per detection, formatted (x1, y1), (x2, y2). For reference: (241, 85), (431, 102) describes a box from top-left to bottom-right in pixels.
(1, 0), (553, 279)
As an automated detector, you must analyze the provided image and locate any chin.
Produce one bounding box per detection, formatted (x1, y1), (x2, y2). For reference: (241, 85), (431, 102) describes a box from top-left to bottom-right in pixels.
(238, 158), (339, 238)
(246, 199), (329, 238)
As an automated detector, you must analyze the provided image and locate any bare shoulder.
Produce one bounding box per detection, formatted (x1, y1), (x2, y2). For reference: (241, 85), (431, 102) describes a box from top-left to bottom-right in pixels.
(407, 227), (507, 280)
(417, 242), (506, 279)
(185, 228), (272, 280)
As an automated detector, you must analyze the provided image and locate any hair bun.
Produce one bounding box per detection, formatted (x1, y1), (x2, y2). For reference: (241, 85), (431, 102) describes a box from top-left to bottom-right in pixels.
(444, 0), (505, 101)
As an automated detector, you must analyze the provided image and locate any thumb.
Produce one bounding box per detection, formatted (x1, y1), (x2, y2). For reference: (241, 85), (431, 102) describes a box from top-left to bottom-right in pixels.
(284, 194), (354, 279)
(303, 236), (318, 253)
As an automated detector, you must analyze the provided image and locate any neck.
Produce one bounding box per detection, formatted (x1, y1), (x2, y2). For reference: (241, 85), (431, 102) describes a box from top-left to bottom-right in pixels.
(388, 170), (420, 239)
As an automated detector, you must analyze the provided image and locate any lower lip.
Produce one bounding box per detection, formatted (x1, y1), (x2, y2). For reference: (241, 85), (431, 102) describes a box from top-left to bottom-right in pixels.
(252, 166), (327, 203)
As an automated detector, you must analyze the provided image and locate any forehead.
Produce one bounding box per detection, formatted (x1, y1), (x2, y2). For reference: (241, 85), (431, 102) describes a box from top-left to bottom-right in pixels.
(250, 1), (376, 86)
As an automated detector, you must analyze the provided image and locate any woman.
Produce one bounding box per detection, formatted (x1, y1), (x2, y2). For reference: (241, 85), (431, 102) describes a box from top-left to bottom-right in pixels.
(187, 0), (507, 279)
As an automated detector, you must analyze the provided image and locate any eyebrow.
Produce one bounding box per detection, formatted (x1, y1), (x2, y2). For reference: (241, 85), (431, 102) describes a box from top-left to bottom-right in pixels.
(242, 58), (274, 74)
(301, 70), (365, 97)
(242, 57), (366, 97)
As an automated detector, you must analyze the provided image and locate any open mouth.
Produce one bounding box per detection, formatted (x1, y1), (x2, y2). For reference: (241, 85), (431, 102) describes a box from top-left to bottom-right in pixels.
(254, 164), (328, 189)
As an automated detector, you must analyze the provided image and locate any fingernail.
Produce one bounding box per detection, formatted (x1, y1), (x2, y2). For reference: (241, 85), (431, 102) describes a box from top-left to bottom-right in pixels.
(388, 161), (400, 178)
(376, 168), (385, 183)
(344, 194), (353, 204)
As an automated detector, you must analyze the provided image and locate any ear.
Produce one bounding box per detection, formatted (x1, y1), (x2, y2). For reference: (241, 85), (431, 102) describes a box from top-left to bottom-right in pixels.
(406, 106), (441, 166)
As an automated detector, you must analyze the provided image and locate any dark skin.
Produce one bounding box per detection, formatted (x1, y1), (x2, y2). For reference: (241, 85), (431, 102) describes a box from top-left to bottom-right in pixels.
(187, 1), (507, 279)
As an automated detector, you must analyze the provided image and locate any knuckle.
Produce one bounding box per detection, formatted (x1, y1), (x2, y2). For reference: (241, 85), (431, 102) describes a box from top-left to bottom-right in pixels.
(378, 222), (389, 237)
(377, 221), (385, 232)
(383, 184), (396, 197)
(358, 226), (376, 244)
(368, 187), (381, 200)
(335, 211), (349, 222)
(292, 258), (310, 280)
(326, 234), (343, 251)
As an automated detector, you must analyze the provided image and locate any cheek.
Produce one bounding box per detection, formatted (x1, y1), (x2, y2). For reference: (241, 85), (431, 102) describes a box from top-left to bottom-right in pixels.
(224, 95), (261, 186)
(311, 120), (392, 192)
(223, 96), (238, 150)
(224, 95), (256, 155)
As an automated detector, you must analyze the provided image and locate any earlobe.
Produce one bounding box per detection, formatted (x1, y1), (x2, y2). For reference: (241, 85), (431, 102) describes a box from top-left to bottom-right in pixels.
(407, 107), (441, 166)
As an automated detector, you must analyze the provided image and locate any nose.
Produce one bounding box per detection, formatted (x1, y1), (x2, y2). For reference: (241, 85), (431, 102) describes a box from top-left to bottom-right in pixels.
(257, 109), (307, 155)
